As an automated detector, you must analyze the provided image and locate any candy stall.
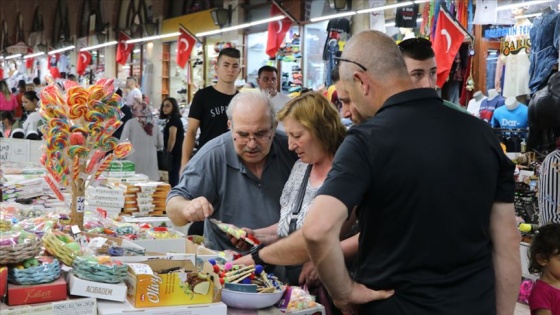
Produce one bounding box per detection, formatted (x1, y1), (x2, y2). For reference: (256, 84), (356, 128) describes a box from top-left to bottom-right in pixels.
(0, 79), (325, 314)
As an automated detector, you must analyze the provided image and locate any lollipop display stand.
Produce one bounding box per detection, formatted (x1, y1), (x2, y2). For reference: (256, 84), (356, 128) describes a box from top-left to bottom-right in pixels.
(38, 79), (133, 229)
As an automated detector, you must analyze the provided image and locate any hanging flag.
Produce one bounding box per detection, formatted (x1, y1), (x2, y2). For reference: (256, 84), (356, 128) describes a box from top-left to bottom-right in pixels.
(77, 51), (92, 75)
(116, 31), (133, 65)
(432, 6), (465, 88)
(176, 24), (198, 69)
(266, 3), (292, 58)
(25, 47), (34, 69)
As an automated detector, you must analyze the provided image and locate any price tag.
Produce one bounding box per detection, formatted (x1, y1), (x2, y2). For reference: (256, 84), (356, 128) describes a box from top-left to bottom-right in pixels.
(76, 196), (85, 213)
(128, 263), (154, 275)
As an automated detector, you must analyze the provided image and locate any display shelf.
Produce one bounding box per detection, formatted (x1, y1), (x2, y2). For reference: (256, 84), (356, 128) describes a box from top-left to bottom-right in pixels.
(162, 44), (171, 100)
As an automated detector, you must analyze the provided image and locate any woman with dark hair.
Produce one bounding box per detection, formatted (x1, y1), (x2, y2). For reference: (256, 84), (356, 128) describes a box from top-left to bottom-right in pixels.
(21, 91), (42, 139)
(159, 97), (185, 187)
(0, 111), (16, 137)
(0, 80), (17, 113)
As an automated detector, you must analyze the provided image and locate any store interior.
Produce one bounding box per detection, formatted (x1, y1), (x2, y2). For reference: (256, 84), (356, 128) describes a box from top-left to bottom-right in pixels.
(0, 0), (559, 314)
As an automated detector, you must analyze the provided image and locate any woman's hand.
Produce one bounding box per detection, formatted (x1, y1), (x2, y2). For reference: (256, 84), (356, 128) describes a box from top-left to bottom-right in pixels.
(299, 261), (320, 288)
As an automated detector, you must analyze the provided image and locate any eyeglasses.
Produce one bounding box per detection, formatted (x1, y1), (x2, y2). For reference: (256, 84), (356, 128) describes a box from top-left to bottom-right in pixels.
(335, 57), (368, 72)
(398, 38), (432, 51)
(234, 129), (273, 144)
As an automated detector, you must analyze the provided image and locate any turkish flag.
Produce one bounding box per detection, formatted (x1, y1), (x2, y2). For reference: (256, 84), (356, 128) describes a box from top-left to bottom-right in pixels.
(176, 25), (197, 69)
(25, 47), (34, 69)
(116, 31), (133, 65)
(77, 51), (92, 75)
(266, 3), (292, 58)
(432, 6), (465, 88)
(48, 52), (61, 79)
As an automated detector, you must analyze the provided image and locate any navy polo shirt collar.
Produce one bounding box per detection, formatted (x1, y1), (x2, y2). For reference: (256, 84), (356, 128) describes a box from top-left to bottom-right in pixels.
(379, 88), (441, 113)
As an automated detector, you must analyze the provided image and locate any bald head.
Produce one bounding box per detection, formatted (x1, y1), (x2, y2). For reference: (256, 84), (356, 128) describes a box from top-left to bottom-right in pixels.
(337, 30), (415, 119)
(339, 31), (409, 82)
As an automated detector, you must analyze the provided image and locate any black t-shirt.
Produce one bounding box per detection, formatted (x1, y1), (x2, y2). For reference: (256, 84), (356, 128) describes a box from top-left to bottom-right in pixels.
(322, 18), (351, 61)
(164, 116), (185, 158)
(188, 86), (238, 149)
(318, 89), (515, 315)
(395, 4), (419, 28)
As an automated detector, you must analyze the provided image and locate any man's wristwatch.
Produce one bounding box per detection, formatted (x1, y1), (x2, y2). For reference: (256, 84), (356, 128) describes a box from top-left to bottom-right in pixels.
(250, 244), (266, 266)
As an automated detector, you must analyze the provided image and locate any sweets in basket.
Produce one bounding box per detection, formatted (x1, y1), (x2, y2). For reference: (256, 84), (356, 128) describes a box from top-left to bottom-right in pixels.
(0, 230), (42, 264)
(43, 230), (81, 266)
(8, 256), (61, 285)
(72, 255), (127, 283)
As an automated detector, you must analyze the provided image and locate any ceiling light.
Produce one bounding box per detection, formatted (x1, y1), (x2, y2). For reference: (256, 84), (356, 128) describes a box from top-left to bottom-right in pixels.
(48, 46), (75, 54)
(5, 54), (22, 60)
(310, 11), (356, 23)
(126, 32), (180, 44)
(23, 52), (45, 59)
(80, 41), (118, 52)
(357, 1), (413, 14)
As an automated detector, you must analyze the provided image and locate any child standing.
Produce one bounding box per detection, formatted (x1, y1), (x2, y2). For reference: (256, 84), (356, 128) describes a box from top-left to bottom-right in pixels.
(528, 223), (560, 315)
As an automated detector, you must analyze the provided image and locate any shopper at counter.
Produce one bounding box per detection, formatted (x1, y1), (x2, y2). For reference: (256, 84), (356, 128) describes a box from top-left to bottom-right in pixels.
(159, 97), (184, 187)
(256, 66), (291, 132)
(232, 92), (346, 285)
(167, 91), (297, 252)
(302, 30), (520, 315)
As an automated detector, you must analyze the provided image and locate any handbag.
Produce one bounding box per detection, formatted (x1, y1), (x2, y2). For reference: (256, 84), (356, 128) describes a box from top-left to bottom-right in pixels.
(157, 150), (173, 171)
(288, 164), (313, 234)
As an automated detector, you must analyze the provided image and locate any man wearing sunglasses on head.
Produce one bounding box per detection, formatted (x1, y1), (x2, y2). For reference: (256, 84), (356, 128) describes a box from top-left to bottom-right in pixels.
(167, 91), (297, 252)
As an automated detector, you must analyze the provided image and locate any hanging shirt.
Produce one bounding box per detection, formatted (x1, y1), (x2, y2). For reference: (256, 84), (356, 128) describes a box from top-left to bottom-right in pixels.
(538, 150), (560, 225)
(395, 4), (419, 28)
(322, 18), (350, 61)
(528, 10), (560, 93)
(491, 104), (528, 129)
(467, 96), (487, 117)
(472, 0), (497, 25)
(479, 95), (505, 124)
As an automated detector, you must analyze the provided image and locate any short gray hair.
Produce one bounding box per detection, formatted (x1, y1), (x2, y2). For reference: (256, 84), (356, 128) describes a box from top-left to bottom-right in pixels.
(226, 91), (276, 127)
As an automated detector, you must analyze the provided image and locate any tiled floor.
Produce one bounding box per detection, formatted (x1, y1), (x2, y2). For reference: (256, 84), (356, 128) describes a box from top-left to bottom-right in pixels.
(515, 302), (530, 315)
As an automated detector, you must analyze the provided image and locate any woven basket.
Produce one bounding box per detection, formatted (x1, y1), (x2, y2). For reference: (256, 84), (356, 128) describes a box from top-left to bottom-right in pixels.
(42, 232), (79, 266)
(0, 236), (42, 265)
(72, 256), (127, 283)
(8, 258), (61, 285)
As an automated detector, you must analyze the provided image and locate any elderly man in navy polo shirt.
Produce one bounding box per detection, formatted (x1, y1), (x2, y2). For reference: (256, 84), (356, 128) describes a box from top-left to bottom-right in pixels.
(167, 91), (296, 251)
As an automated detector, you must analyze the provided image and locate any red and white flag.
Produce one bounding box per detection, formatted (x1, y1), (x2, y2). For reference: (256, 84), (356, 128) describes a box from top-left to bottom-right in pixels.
(266, 3), (292, 58)
(176, 25), (197, 69)
(432, 7), (465, 88)
(25, 47), (34, 69)
(77, 51), (92, 75)
(116, 31), (133, 65)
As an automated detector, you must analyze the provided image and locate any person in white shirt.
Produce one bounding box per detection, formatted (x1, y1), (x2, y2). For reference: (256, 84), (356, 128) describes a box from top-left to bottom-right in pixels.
(256, 66), (291, 132)
(125, 77), (143, 107)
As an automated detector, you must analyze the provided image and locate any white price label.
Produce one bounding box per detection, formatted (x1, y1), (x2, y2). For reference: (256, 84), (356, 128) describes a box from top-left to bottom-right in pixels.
(76, 196), (85, 212)
(128, 263), (154, 275)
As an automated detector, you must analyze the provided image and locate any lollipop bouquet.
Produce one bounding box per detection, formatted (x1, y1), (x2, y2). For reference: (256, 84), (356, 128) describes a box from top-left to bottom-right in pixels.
(39, 79), (133, 228)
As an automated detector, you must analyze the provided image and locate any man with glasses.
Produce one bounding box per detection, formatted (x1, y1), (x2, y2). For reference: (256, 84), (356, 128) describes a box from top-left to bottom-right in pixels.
(302, 30), (520, 315)
(167, 91), (297, 251)
(397, 37), (469, 113)
(256, 66), (291, 132)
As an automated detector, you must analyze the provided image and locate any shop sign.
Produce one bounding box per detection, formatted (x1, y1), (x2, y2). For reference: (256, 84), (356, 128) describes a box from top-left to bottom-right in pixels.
(483, 25), (531, 39)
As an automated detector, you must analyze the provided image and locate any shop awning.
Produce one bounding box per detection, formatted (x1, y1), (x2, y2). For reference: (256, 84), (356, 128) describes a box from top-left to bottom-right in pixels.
(162, 9), (219, 40)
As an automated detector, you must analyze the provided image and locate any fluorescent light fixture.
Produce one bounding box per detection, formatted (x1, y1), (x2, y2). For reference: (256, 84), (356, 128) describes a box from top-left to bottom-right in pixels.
(413, 0), (430, 3)
(497, 0), (554, 11)
(5, 54), (22, 60)
(196, 23), (250, 37)
(48, 46), (75, 54)
(384, 18), (423, 28)
(515, 13), (543, 19)
(310, 11), (357, 23)
(80, 41), (118, 51)
(126, 32), (180, 44)
(357, 1), (413, 14)
(250, 15), (285, 26)
(23, 52), (45, 59)
(133, 49), (141, 53)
